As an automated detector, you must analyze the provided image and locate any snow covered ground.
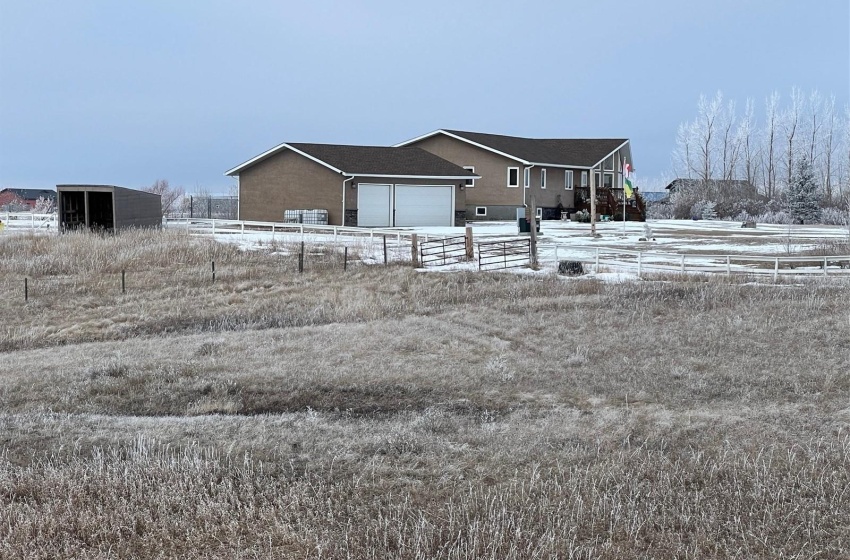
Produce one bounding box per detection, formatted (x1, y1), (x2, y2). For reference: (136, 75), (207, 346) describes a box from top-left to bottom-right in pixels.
(178, 218), (849, 278)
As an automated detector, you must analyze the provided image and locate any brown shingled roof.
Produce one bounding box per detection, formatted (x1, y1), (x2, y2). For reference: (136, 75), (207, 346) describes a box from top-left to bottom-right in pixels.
(442, 130), (628, 167)
(226, 143), (477, 178)
(287, 143), (476, 177)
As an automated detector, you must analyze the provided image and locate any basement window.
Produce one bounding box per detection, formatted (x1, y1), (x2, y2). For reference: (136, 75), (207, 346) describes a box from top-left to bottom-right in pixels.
(475, 206), (487, 217)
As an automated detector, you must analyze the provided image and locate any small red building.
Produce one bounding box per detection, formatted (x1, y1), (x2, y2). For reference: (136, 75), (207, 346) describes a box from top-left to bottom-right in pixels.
(0, 188), (56, 211)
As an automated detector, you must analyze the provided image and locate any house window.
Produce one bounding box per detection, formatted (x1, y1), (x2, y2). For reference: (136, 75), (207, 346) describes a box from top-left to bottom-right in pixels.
(565, 170), (574, 190)
(507, 167), (519, 187)
(536, 207), (542, 219)
(594, 172), (614, 189)
(463, 166), (475, 187)
(581, 171), (588, 187)
(540, 168), (547, 189)
(523, 168), (530, 189)
(475, 206), (487, 217)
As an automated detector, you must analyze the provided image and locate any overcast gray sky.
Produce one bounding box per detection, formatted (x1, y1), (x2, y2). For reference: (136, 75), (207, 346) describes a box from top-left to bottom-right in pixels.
(1, 0), (848, 192)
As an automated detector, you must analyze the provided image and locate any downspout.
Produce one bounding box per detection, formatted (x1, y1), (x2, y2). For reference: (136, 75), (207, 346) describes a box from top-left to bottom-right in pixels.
(342, 175), (354, 226)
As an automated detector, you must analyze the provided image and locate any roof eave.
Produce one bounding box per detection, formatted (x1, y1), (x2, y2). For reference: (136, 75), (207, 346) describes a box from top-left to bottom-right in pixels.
(395, 130), (529, 164)
(225, 143), (345, 176)
(590, 140), (631, 170)
(348, 173), (481, 180)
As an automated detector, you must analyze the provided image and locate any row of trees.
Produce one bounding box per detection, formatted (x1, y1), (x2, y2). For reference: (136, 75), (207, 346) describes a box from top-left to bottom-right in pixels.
(672, 89), (849, 207)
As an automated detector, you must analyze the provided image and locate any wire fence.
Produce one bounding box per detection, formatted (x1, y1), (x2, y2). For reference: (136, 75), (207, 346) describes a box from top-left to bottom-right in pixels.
(5, 215), (849, 281)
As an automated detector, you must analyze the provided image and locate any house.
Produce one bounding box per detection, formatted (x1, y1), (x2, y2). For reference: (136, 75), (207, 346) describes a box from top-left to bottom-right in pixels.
(640, 191), (668, 204)
(665, 178), (766, 218)
(57, 185), (162, 231)
(395, 130), (644, 221)
(0, 188), (56, 211)
(226, 143), (477, 227)
(665, 178), (759, 197)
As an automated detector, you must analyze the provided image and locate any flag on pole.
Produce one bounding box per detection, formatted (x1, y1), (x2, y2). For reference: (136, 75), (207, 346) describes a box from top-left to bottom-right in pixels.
(623, 161), (634, 199)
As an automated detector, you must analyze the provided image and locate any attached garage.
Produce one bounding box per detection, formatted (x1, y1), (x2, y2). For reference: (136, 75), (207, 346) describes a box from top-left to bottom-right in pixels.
(226, 143), (478, 227)
(357, 184), (392, 227)
(357, 183), (455, 227)
(394, 185), (453, 227)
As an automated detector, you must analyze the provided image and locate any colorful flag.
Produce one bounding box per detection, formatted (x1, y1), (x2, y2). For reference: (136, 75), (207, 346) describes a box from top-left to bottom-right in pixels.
(623, 161), (634, 199)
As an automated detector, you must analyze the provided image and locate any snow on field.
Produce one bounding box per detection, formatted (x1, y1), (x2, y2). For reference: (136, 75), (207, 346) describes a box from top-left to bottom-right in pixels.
(195, 218), (849, 258)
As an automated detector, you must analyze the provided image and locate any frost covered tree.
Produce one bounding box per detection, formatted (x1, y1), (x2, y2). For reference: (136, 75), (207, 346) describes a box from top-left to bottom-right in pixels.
(143, 179), (184, 217)
(785, 155), (821, 224)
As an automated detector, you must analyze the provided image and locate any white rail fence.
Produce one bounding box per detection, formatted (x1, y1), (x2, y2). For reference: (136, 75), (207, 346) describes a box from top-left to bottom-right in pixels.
(163, 217), (449, 244)
(543, 245), (850, 280)
(0, 212), (57, 231)
(6, 215), (849, 280)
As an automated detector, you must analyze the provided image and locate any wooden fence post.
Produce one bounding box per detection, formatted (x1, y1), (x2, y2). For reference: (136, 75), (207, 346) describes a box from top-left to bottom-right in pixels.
(24, 277), (28, 302)
(773, 257), (779, 282)
(344, 246), (348, 271)
(529, 196), (538, 267)
(411, 234), (419, 267)
(211, 261), (216, 283)
(299, 242), (304, 273)
(383, 235), (388, 264)
(121, 270), (125, 294)
(465, 226), (473, 260)
(637, 252), (642, 278)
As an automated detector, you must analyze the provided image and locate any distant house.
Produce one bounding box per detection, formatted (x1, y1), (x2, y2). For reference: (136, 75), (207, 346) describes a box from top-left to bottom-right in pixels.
(0, 188), (56, 211)
(665, 178), (759, 197)
(226, 143), (477, 227)
(395, 130), (644, 221)
(640, 191), (668, 204)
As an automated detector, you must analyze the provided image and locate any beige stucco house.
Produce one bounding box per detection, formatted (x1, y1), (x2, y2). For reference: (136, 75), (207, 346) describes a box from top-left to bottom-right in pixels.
(395, 130), (638, 221)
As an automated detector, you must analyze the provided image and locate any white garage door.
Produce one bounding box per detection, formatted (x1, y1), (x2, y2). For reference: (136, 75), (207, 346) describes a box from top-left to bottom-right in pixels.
(394, 185), (454, 227)
(357, 184), (392, 227)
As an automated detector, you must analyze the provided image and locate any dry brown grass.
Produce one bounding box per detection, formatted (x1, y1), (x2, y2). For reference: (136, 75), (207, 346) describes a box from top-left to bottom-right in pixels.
(1, 230), (849, 558)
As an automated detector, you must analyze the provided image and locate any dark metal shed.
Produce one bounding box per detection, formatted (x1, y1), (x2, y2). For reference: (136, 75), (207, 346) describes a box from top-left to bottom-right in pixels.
(56, 185), (162, 232)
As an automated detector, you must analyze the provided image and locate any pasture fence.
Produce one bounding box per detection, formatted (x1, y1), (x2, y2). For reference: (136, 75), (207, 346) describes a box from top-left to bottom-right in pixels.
(543, 245), (850, 280)
(478, 238), (531, 271)
(0, 212), (57, 231)
(419, 236), (469, 267)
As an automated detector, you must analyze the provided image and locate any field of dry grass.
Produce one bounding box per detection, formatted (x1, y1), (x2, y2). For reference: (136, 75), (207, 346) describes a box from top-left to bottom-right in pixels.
(1, 229), (849, 559)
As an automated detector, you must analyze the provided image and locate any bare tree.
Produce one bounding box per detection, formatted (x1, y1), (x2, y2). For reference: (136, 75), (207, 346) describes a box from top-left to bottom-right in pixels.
(761, 92), (781, 200)
(720, 99), (739, 180)
(673, 121), (696, 179)
(143, 179), (184, 217)
(695, 92), (723, 181)
(737, 98), (759, 187)
(817, 95), (838, 203)
(782, 87), (804, 190)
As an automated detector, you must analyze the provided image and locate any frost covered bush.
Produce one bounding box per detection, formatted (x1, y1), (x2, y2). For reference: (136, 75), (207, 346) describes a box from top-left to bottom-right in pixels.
(819, 207), (849, 226)
(646, 201), (673, 220)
